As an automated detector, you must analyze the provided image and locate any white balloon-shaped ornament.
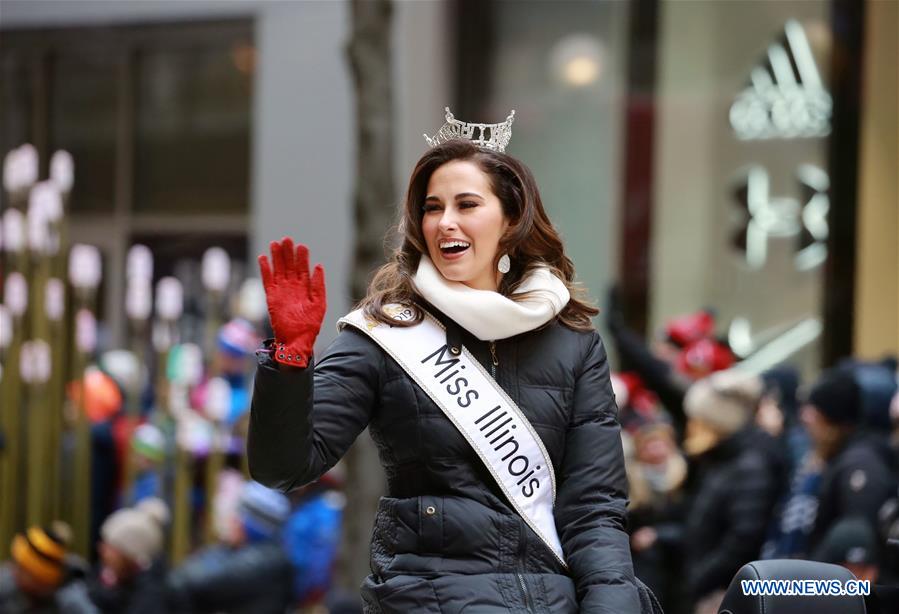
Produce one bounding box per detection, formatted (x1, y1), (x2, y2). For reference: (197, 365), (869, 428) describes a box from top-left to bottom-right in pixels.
(177, 415), (213, 453)
(127, 244), (153, 282)
(3, 208), (25, 254)
(156, 277), (183, 321)
(69, 244), (102, 291)
(152, 319), (174, 353)
(202, 247), (230, 293)
(100, 349), (143, 392)
(0, 305), (11, 349)
(204, 377), (232, 422)
(45, 278), (65, 322)
(31, 339), (51, 383)
(75, 309), (98, 354)
(238, 277), (268, 323)
(178, 343), (203, 386)
(3, 144), (38, 193)
(126, 279), (153, 321)
(50, 150), (74, 194)
(19, 340), (35, 383)
(2, 149), (17, 193)
(4, 272), (28, 317)
(27, 197), (49, 254)
(31, 181), (63, 223)
(19, 340), (50, 384)
(17, 144), (39, 190)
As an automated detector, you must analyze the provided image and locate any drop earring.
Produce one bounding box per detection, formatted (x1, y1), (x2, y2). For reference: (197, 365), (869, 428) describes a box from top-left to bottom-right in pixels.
(497, 254), (511, 274)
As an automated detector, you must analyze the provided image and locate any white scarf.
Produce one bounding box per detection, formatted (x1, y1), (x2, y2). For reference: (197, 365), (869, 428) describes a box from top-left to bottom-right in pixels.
(411, 255), (570, 341)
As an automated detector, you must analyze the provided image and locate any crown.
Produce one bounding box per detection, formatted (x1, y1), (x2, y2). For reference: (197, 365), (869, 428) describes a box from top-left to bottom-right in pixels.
(423, 107), (516, 153)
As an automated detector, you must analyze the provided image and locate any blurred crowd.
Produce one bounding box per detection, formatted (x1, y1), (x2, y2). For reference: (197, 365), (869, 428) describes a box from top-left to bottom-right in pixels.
(0, 315), (347, 614)
(607, 295), (899, 614)
(0, 476), (346, 614)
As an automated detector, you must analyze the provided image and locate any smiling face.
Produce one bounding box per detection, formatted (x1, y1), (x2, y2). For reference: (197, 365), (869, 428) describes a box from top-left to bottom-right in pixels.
(421, 160), (510, 291)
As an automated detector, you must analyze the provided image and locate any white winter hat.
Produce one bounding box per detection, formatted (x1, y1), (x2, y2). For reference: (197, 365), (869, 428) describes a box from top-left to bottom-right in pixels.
(100, 498), (170, 568)
(684, 370), (763, 437)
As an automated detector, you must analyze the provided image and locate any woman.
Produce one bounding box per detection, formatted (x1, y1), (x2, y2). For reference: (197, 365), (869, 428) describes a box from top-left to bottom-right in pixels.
(249, 124), (654, 612)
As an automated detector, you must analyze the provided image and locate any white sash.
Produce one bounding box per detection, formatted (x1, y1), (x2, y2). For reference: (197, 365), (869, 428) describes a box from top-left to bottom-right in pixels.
(338, 305), (566, 567)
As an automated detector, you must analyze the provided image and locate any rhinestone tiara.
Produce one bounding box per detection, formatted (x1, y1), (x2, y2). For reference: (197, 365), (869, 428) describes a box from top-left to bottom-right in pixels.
(423, 107), (516, 153)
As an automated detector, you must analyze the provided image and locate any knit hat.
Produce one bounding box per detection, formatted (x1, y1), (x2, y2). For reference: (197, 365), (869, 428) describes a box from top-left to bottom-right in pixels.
(675, 338), (735, 379)
(11, 522), (71, 587)
(806, 368), (861, 426)
(684, 370), (764, 436)
(100, 498), (170, 568)
(217, 318), (261, 358)
(665, 310), (716, 347)
(66, 367), (123, 423)
(813, 517), (878, 565)
(130, 423), (166, 463)
(238, 481), (290, 541)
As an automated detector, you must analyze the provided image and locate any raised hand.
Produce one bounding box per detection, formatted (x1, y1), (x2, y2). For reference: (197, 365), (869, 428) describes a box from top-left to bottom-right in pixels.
(258, 237), (326, 367)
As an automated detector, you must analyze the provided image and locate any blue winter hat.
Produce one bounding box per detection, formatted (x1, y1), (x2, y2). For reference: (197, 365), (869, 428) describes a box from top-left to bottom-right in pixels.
(238, 481), (291, 541)
(217, 318), (261, 359)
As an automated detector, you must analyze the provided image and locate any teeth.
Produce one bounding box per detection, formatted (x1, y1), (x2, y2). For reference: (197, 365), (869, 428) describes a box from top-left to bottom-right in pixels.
(440, 240), (470, 249)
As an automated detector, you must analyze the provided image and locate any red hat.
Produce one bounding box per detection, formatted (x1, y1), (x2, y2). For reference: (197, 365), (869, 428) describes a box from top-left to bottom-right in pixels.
(665, 310), (716, 347)
(676, 338), (735, 380)
(67, 367), (123, 423)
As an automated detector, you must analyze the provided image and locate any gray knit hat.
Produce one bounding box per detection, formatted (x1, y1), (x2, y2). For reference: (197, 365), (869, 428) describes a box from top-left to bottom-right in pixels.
(100, 498), (170, 568)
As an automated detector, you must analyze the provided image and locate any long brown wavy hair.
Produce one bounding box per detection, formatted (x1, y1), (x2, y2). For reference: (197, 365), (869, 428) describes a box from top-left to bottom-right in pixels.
(359, 139), (598, 331)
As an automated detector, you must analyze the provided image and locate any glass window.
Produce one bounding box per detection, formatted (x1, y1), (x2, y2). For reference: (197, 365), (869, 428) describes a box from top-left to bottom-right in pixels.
(50, 51), (118, 213)
(0, 51), (34, 170)
(134, 40), (252, 214)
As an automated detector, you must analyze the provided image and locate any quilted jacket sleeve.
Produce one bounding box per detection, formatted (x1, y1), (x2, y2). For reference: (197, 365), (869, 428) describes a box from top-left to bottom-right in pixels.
(554, 331), (641, 613)
(248, 327), (382, 492)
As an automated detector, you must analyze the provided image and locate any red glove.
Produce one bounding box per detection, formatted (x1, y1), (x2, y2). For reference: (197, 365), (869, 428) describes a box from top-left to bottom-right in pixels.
(258, 237), (326, 368)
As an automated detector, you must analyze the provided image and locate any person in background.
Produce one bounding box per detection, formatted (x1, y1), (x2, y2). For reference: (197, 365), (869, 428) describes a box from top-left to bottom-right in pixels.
(166, 481), (294, 614)
(801, 368), (896, 554)
(623, 409), (688, 614)
(758, 365), (809, 472)
(283, 467), (345, 608)
(128, 423), (166, 504)
(191, 318), (261, 428)
(606, 299), (734, 435)
(680, 370), (782, 614)
(0, 522), (97, 613)
(814, 516), (880, 584)
(88, 498), (170, 614)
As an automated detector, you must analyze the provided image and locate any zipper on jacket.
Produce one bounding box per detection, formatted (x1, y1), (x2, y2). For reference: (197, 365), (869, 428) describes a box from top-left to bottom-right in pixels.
(489, 341), (499, 379)
(517, 572), (535, 613)
(517, 521), (536, 613)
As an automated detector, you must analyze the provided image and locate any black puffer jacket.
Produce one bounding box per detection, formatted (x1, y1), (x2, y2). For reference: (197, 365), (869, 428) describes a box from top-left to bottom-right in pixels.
(166, 542), (294, 613)
(683, 427), (782, 601)
(249, 308), (650, 613)
(808, 431), (896, 553)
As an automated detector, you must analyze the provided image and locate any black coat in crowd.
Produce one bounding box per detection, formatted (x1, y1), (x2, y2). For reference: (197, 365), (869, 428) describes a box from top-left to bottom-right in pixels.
(166, 542), (294, 614)
(87, 559), (167, 614)
(249, 306), (660, 613)
(808, 431), (896, 553)
(683, 427), (782, 602)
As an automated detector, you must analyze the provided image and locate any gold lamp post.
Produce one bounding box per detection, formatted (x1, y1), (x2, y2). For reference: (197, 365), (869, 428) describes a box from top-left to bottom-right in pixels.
(24, 180), (64, 527)
(153, 276), (195, 562)
(0, 143), (39, 547)
(201, 376), (230, 544)
(47, 150), (74, 521)
(200, 247), (230, 545)
(122, 244), (154, 503)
